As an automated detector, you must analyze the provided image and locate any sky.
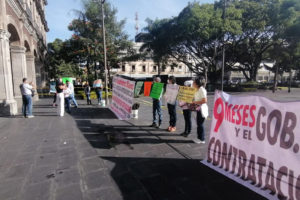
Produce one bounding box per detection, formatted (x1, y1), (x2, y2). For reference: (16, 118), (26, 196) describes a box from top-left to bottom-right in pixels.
(45, 0), (214, 43)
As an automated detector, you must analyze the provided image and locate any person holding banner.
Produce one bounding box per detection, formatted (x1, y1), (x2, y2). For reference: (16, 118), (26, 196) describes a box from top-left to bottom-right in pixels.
(191, 76), (208, 144)
(150, 76), (163, 128)
(166, 76), (178, 132)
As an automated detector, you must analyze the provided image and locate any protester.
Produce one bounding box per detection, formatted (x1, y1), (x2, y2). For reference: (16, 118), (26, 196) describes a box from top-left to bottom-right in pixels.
(191, 76), (208, 144)
(56, 81), (65, 117)
(63, 85), (72, 113)
(179, 80), (193, 137)
(166, 76), (177, 132)
(150, 76), (163, 128)
(66, 80), (78, 108)
(53, 78), (62, 107)
(95, 80), (103, 106)
(20, 78), (34, 118)
(84, 82), (92, 105)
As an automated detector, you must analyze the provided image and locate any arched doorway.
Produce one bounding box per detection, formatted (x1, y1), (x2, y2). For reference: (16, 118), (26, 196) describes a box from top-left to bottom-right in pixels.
(8, 23), (27, 102)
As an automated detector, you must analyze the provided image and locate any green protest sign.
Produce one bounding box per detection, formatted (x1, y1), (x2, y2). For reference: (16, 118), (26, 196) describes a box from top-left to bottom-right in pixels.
(62, 77), (73, 84)
(150, 82), (164, 100)
(134, 81), (144, 97)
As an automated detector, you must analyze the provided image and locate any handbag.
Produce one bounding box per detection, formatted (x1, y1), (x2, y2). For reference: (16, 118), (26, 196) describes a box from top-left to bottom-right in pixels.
(31, 89), (35, 97)
(187, 103), (200, 111)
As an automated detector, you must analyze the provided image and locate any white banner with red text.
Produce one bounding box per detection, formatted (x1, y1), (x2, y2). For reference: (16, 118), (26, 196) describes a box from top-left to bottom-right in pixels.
(204, 90), (300, 200)
(109, 76), (135, 120)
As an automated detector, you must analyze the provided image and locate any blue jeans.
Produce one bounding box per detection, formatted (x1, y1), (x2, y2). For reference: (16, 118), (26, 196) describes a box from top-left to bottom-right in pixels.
(152, 99), (162, 125)
(65, 97), (71, 112)
(69, 94), (78, 107)
(22, 95), (32, 117)
(96, 91), (102, 103)
(197, 111), (205, 141)
(167, 103), (177, 127)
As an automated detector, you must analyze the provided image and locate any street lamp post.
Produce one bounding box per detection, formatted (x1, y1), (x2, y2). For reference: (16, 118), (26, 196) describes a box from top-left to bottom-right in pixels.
(101, 0), (109, 106)
(221, 0), (227, 91)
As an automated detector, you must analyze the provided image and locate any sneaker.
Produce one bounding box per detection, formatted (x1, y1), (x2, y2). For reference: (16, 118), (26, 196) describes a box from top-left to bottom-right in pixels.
(27, 115), (34, 118)
(98, 103), (101, 106)
(167, 126), (172, 131)
(170, 127), (176, 132)
(52, 103), (56, 107)
(180, 132), (189, 137)
(156, 124), (160, 129)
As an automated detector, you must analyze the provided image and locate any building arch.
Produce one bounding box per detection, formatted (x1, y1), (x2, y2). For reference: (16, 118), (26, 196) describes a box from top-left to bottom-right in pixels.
(7, 24), (21, 46)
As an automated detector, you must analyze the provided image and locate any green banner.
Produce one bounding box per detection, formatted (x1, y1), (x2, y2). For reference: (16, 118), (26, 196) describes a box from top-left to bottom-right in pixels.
(150, 82), (164, 100)
(62, 77), (73, 84)
(134, 81), (144, 97)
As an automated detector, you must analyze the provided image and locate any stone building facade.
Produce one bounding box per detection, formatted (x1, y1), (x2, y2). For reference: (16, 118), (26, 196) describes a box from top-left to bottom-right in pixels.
(115, 42), (193, 78)
(0, 0), (48, 115)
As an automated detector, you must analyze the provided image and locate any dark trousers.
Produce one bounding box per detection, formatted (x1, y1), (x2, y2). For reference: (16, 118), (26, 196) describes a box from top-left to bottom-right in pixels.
(65, 97), (71, 112)
(53, 93), (56, 103)
(183, 109), (192, 133)
(86, 94), (91, 104)
(152, 99), (162, 125)
(167, 103), (177, 127)
(196, 111), (205, 141)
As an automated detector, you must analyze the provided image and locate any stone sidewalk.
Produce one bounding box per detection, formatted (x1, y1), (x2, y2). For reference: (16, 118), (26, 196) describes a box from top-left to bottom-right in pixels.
(2, 90), (297, 199)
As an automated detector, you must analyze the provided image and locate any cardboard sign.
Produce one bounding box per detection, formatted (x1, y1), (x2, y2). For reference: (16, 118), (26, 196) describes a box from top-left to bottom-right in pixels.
(109, 76), (135, 120)
(144, 82), (152, 97)
(164, 84), (179, 105)
(177, 86), (197, 103)
(150, 82), (164, 100)
(204, 91), (300, 199)
(134, 81), (144, 97)
(49, 81), (56, 93)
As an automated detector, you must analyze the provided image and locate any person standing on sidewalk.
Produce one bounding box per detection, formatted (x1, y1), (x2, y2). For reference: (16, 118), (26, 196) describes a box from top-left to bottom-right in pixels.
(150, 76), (163, 128)
(63, 85), (72, 113)
(191, 76), (208, 144)
(66, 80), (78, 108)
(84, 82), (92, 105)
(95, 80), (103, 106)
(179, 80), (193, 137)
(166, 76), (177, 132)
(56, 81), (65, 117)
(20, 78), (34, 118)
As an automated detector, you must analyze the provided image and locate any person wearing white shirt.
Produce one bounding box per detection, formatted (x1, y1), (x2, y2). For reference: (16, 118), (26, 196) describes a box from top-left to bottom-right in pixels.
(20, 78), (34, 118)
(192, 76), (208, 144)
(66, 80), (78, 108)
(64, 86), (72, 113)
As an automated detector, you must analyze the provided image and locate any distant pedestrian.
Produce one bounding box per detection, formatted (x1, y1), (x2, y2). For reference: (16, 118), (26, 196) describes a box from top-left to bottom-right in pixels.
(66, 80), (78, 108)
(150, 76), (163, 128)
(63, 85), (72, 113)
(179, 80), (193, 137)
(84, 82), (92, 105)
(95, 80), (103, 106)
(191, 76), (208, 144)
(20, 78), (34, 118)
(166, 76), (177, 132)
(56, 80), (65, 117)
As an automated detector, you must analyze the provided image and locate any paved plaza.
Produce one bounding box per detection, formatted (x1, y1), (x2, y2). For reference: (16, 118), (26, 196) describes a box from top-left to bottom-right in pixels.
(1, 89), (300, 200)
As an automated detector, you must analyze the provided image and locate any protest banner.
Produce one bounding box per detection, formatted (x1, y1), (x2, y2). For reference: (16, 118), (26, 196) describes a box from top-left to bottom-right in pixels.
(150, 82), (164, 100)
(109, 76), (135, 120)
(203, 90), (300, 200)
(177, 86), (197, 103)
(164, 84), (179, 105)
(93, 79), (102, 88)
(134, 81), (144, 97)
(144, 82), (152, 96)
(49, 81), (56, 93)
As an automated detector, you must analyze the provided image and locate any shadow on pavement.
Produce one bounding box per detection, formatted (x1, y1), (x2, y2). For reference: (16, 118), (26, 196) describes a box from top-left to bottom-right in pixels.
(75, 119), (194, 150)
(101, 156), (267, 200)
(71, 107), (117, 119)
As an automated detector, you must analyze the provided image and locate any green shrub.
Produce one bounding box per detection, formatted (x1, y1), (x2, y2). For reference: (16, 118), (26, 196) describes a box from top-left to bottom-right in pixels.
(241, 88), (257, 92)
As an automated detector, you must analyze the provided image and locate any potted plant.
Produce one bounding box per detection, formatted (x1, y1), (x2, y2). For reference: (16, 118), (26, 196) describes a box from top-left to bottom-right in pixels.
(131, 103), (140, 119)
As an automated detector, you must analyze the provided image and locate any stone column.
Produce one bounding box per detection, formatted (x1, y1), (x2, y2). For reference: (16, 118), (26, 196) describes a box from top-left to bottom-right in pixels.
(0, 30), (17, 115)
(10, 45), (27, 107)
(26, 54), (39, 100)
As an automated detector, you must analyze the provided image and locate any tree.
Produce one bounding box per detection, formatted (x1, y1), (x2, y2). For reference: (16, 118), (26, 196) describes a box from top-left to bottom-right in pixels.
(67, 0), (132, 83)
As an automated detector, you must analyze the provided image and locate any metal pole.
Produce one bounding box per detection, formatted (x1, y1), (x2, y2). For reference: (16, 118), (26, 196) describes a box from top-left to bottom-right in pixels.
(221, 0), (226, 91)
(101, 0), (109, 105)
